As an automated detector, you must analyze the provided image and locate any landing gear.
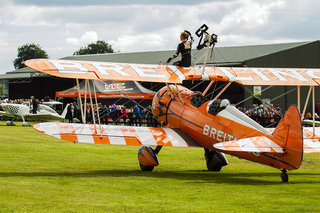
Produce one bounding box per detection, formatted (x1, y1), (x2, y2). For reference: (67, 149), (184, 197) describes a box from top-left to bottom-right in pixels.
(22, 122), (32, 127)
(6, 120), (16, 126)
(138, 145), (162, 171)
(280, 169), (288, 183)
(204, 148), (228, 171)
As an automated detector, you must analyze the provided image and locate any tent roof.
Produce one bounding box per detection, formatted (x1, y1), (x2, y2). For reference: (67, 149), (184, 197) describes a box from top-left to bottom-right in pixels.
(56, 80), (155, 99)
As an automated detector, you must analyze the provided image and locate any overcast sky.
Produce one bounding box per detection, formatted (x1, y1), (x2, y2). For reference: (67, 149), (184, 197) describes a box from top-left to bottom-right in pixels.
(1, 0), (320, 74)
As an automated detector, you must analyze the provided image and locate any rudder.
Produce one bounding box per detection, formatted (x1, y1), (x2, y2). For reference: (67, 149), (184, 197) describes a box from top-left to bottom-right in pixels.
(272, 105), (303, 170)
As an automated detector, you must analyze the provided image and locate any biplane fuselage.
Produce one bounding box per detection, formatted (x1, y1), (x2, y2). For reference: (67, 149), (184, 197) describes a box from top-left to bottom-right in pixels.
(152, 85), (303, 171)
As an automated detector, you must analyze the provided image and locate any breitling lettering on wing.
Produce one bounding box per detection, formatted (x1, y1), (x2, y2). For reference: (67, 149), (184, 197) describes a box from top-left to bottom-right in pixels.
(25, 59), (320, 85)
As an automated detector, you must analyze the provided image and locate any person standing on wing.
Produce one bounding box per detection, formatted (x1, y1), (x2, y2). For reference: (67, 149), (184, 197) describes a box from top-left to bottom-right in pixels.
(166, 31), (193, 67)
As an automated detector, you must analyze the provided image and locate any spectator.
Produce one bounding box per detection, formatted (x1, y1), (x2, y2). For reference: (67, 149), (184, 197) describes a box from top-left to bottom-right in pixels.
(30, 96), (39, 114)
(133, 104), (141, 126)
(110, 104), (118, 124)
(120, 106), (128, 125)
(65, 102), (74, 123)
(127, 107), (134, 126)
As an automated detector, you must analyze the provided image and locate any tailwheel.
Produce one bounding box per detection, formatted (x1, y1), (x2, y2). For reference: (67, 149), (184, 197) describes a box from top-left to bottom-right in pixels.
(138, 146), (162, 171)
(280, 169), (289, 183)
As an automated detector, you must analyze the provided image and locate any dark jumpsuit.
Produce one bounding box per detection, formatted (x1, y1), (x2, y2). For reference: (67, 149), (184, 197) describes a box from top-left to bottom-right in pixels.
(172, 40), (192, 67)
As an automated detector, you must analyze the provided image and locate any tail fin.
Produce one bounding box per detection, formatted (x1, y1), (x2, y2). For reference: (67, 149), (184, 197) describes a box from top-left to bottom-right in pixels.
(61, 104), (70, 118)
(272, 105), (303, 170)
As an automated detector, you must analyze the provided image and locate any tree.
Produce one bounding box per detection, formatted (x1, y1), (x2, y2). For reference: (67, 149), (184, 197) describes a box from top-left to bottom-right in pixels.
(73, 40), (114, 55)
(0, 80), (8, 97)
(13, 43), (49, 69)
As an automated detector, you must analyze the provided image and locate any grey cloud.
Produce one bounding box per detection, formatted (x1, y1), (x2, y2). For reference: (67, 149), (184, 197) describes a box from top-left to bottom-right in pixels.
(12, 0), (227, 6)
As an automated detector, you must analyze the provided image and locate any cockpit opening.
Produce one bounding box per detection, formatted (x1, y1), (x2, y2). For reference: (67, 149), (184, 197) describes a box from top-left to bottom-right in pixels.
(190, 93), (207, 108)
(207, 99), (230, 115)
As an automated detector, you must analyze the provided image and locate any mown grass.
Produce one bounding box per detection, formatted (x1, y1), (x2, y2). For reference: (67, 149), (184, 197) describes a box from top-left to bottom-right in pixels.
(0, 121), (319, 212)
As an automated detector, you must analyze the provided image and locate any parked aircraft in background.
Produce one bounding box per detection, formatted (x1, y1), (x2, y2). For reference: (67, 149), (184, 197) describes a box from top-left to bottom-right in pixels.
(0, 101), (70, 126)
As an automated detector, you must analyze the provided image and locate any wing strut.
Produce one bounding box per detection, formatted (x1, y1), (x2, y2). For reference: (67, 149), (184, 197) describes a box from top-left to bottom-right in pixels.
(213, 82), (231, 100)
(202, 80), (215, 96)
(301, 86), (312, 119)
(312, 85), (315, 137)
(166, 83), (174, 99)
(83, 79), (88, 123)
(93, 80), (103, 137)
(76, 78), (85, 124)
(87, 80), (97, 132)
(174, 83), (184, 104)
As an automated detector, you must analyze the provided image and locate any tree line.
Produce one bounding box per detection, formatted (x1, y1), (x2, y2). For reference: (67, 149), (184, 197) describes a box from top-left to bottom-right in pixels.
(13, 40), (114, 69)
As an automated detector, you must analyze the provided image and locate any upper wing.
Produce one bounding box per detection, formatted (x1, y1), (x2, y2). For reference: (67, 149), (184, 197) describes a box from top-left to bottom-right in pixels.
(33, 122), (202, 148)
(25, 59), (320, 85)
(213, 136), (284, 154)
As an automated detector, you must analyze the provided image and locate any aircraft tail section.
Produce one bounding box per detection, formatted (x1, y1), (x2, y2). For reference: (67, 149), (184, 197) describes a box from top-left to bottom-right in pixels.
(61, 103), (70, 118)
(272, 105), (303, 170)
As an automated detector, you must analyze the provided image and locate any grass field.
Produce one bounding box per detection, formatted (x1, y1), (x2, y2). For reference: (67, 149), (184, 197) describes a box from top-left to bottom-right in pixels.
(0, 121), (320, 212)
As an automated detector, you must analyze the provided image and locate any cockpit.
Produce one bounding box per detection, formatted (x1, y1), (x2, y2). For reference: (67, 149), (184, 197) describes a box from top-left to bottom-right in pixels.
(207, 99), (230, 115)
(190, 93), (207, 108)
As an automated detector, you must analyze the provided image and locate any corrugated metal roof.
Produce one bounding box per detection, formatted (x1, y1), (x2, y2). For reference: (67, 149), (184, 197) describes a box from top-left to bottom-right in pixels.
(0, 41), (315, 80)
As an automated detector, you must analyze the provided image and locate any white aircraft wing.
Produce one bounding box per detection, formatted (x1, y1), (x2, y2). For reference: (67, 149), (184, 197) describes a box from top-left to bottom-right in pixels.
(25, 114), (64, 121)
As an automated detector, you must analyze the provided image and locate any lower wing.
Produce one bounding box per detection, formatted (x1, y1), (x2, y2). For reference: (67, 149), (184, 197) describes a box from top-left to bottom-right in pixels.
(34, 122), (201, 147)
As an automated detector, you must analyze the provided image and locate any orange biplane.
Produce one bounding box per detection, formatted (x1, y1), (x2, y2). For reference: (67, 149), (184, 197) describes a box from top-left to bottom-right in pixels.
(24, 27), (320, 182)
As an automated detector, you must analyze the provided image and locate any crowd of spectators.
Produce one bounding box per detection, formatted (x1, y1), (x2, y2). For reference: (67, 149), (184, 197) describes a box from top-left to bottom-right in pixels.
(237, 103), (282, 127)
(0, 98), (159, 126)
(63, 102), (159, 127)
(3, 98), (320, 128)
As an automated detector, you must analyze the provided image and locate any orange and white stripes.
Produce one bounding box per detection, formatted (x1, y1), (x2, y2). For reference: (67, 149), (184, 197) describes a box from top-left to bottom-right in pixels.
(303, 128), (320, 153)
(33, 122), (191, 147)
(267, 127), (320, 153)
(213, 136), (284, 154)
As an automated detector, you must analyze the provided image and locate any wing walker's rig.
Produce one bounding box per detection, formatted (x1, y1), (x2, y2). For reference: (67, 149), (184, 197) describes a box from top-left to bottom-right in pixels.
(25, 24), (320, 183)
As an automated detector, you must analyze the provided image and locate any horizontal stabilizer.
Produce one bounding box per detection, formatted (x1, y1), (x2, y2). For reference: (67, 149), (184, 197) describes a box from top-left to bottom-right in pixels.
(213, 136), (284, 153)
(266, 127), (320, 153)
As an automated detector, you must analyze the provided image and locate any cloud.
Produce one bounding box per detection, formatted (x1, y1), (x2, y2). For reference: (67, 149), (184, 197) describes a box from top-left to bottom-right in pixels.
(66, 31), (99, 46)
(1, 0), (320, 74)
(110, 33), (167, 52)
(11, 0), (218, 6)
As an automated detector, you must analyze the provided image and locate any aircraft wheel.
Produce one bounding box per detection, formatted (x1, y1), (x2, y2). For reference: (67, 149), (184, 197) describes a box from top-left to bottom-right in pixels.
(204, 148), (228, 171)
(139, 164), (154, 171)
(138, 146), (159, 172)
(280, 169), (288, 183)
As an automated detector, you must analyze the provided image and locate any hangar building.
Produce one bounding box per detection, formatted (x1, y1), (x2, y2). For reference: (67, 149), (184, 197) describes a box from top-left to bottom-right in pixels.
(1, 40), (320, 112)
